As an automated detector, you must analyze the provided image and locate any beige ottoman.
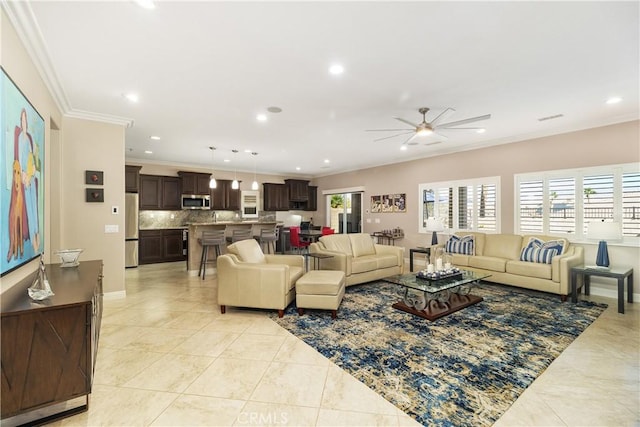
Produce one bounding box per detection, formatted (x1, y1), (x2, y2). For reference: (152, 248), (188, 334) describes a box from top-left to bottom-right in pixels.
(296, 270), (346, 319)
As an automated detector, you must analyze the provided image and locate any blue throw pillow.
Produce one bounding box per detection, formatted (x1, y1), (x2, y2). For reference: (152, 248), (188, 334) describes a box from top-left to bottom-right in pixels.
(445, 235), (474, 255)
(520, 246), (558, 264)
(520, 237), (562, 264)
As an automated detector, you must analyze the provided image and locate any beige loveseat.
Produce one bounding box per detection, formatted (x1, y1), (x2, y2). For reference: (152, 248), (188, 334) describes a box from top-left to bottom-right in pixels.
(217, 239), (305, 317)
(435, 232), (583, 299)
(309, 233), (404, 286)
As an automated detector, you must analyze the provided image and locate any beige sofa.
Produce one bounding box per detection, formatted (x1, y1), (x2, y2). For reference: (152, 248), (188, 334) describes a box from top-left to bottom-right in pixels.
(435, 232), (583, 299)
(217, 239), (305, 317)
(309, 233), (404, 286)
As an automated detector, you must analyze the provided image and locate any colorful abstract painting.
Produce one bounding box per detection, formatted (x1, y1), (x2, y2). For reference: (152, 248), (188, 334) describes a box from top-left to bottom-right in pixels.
(1, 67), (45, 276)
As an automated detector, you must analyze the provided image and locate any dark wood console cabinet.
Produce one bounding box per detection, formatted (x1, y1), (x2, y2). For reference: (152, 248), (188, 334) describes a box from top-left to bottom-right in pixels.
(1, 261), (103, 425)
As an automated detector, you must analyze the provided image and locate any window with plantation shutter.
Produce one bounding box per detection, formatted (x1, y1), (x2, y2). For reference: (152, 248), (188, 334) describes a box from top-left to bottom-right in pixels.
(622, 172), (640, 237)
(516, 163), (639, 244)
(583, 173), (614, 234)
(419, 177), (500, 234)
(548, 177), (575, 235)
(518, 180), (543, 233)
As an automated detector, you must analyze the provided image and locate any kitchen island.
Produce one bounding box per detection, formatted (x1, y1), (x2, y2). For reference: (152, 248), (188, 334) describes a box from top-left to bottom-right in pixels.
(186, 221), (280, 275)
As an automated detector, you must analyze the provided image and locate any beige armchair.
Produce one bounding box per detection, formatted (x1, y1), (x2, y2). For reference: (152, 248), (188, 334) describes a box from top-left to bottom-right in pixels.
(217, 239), (305, 317)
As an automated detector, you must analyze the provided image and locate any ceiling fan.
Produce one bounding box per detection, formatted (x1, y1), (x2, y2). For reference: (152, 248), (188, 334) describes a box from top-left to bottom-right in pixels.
(366, 107), (491, 146)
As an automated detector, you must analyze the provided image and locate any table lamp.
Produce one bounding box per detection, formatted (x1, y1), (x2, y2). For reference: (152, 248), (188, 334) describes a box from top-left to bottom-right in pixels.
(425, 217), (444, 245)
(587, 220), (622, 268)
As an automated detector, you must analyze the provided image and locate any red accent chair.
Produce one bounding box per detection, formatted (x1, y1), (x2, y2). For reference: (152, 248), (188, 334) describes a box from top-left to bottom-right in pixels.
(321, 227), (335, 235)
(289, 226), (310, 253)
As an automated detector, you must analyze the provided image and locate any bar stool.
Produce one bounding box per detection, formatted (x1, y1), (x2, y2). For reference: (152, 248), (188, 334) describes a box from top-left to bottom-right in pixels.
(258, 227), (279, 254)
(198, 230), (225, 280)
(231, 228), (253, 242)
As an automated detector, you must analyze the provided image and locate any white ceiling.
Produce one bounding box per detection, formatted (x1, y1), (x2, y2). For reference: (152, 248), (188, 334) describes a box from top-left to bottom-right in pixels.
(7, 1), (639, 178)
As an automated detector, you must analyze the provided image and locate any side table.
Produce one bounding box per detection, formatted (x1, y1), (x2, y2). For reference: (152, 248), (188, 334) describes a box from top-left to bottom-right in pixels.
(409, 247), (431, 272)
(570, 265), (634, 314)
(304, 253), (333, 271)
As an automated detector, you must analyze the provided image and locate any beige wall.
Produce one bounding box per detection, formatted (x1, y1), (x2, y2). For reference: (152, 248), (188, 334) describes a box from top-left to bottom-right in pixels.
(315, 120), (640, 298)
(1, 10), (126, 294)
(60, 118), (126, 293)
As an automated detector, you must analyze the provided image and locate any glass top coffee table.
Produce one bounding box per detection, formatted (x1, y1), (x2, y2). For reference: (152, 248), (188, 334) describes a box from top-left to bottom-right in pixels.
(382, 270), (491, 321)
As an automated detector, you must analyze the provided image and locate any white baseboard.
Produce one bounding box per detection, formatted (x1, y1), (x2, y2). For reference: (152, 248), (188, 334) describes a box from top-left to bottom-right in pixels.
(588, 284), (640, 303)
(104, 290), (126, 299)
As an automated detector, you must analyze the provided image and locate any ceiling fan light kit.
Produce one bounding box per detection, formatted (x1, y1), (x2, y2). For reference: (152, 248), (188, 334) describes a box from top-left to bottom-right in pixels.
(368, 106), (491, 146)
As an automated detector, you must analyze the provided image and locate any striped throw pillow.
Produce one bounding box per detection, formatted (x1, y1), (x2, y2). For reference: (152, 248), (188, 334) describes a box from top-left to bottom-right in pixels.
(520, 238), (563, 264)
(445, 235), (474, 255)
(520, 246), (558, 264)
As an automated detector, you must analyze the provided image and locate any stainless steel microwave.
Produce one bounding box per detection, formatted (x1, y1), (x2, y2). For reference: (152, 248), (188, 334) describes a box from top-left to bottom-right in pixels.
(181, 194), (210, 210)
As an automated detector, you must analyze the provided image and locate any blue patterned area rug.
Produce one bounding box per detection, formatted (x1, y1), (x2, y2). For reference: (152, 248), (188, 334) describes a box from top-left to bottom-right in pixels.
(272, 281), (607, 427)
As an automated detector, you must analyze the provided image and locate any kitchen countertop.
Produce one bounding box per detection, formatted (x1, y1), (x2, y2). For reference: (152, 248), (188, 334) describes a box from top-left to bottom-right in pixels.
(186, 221), (280, 226)
(139, 226), (189, 230)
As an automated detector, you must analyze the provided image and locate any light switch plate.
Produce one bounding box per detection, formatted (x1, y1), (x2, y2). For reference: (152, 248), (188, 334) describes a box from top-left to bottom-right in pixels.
(375, 218), (381, 223)
(366, 218), (372, 223)
(112, 206), (119, 214)
(105, 224), (119, 233)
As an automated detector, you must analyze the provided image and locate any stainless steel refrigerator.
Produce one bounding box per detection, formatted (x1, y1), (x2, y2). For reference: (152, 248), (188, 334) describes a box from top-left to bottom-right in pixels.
(125, 193), (139, 268)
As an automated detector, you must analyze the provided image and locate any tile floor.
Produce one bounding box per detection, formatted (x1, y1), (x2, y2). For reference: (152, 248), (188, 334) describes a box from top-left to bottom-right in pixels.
(42, 261), (640, 426)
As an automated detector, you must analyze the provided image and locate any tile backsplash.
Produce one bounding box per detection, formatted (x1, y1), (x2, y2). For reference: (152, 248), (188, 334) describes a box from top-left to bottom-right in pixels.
(139, 210), (276, 229)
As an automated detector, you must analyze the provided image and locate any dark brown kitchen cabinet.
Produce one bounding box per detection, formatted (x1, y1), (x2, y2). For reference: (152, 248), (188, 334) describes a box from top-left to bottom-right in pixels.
(305, 186), (318, 211)
(1, 261), (103, 425)
(178, 171), (211, 196)
(139, 175), (181, 210)
(125, 165), (142, 193)
(210, 179), (240, 211)
(139, 229), (186, 264)
(285, 179), (310, 201)
(263, 183), (289, 211)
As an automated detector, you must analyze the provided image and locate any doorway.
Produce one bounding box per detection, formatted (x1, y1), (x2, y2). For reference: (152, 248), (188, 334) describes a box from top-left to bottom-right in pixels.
(325, 192), (363, 234)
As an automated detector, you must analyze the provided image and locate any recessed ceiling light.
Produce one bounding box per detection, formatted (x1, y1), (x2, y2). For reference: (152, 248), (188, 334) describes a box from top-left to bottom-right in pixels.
(224, 159), (230, 163)
(329, 64), (344, 75)
(296, 167), (301, 171)
(400, 145), (408, 151)
(256, 114), (267, 122)
(134, 0), (156, 9)
(124, 93), (139, 103)
(144, 150), (152, 154)
(476, 129), (486, 134)
(149, 135), (160, 140)
(324, 159), (330, 164)
(606, 97), (622, 104)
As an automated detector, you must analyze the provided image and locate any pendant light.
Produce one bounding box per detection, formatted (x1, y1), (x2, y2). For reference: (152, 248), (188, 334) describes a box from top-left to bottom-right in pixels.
(251, 152), (259, 190)
(231, 149), (239, 190)
(208, 146), (217, 189)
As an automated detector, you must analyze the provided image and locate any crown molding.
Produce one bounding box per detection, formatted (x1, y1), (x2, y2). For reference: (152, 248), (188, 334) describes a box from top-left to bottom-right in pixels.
(66, 109), (134, 128)
(2, 1), (70, 113)
(2, 1), (134, 128)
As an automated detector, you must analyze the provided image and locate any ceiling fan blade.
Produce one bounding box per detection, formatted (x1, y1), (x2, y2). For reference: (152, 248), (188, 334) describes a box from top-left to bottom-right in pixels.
(394, 117), (419, 128)
(429, 108), (456, 127)
(424, 141), (443, 146)
(374, 131), (414, 142)
(365, 128), (413, 132)
(435, 114), (491, 129)
(438, 127), (484, 130)
(402, 133), (419, 145)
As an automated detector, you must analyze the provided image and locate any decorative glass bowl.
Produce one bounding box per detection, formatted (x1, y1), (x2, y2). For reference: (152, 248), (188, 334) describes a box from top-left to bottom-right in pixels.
(55, 249), (83, 267)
